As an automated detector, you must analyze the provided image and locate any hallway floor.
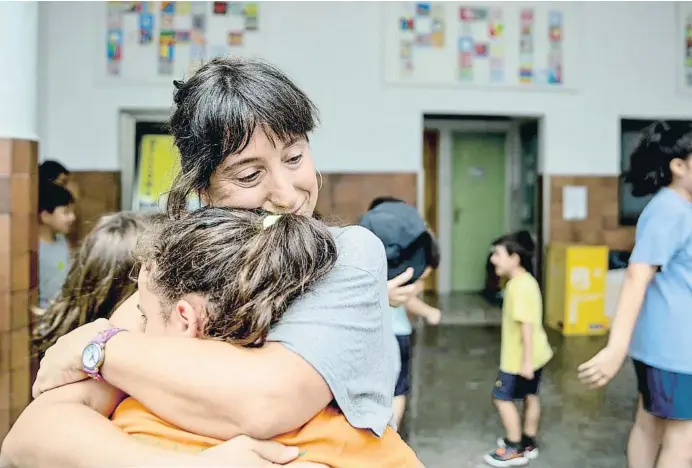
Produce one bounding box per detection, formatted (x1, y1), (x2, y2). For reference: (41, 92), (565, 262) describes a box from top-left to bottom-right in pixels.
(405, 312), (636, 467)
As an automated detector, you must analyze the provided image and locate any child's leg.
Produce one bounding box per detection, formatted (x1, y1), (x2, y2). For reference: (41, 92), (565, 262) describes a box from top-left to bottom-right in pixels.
(628, 361), (667, 468)
(657, 420), (692, 468)
(393, 335), (412, 429)
(627, 396), (663, 468)
(484, 372), (528, 467)
(522, 395), (540, 440)
(635, 361), (692, 468)
(393, 395), (407, 427)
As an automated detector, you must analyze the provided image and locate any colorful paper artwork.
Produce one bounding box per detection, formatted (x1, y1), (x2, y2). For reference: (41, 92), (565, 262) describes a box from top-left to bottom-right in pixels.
(244, 3), (259, 30)
(213, 2), (228, 15)
(397, 2), (444, 76)
(138, 11), (154, 44)
(547, 11), (563, 85)
(458, 5), (505, 83)
(686, 14), (692, 87)
(104, 1), (259, 79)
(518, 9), (534, 84)
(228, 31), (243, 46)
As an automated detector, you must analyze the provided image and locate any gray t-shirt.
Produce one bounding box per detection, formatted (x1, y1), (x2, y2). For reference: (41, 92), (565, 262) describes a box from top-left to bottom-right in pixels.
(267, 225), (399, 437)
(39, 235), (71, 309)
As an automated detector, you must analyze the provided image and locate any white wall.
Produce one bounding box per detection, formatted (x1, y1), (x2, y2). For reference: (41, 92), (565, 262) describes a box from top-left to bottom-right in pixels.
(39, 2), (692, 175)
(0, 2), (37, 141)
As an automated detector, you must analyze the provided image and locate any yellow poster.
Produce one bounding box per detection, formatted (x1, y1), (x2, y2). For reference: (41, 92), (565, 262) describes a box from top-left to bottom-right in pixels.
(133, 134), (200, 212)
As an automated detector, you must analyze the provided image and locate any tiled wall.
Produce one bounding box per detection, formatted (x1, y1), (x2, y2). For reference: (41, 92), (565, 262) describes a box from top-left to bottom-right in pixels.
(548, 176), (635, 251)
(0, 139), (38, 441)
(67, 171), (121, 245)
(316, 173), (418, 224)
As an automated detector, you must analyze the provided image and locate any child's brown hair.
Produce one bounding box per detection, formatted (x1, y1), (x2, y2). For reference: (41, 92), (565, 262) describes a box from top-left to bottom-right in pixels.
(33, 211), (163, 355)
(134, 207), (338, 347)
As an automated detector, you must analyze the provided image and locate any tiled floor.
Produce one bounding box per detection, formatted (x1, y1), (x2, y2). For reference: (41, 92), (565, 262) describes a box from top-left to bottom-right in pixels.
(405, 294), (635, 467)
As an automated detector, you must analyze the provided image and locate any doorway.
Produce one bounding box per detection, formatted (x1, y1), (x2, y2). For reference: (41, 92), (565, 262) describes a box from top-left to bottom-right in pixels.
(451, 132), (506, 291)
(422, 115), (542, 297)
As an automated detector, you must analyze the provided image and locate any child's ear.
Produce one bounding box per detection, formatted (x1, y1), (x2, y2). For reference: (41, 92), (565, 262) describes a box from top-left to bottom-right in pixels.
(173, 297), (204, 338)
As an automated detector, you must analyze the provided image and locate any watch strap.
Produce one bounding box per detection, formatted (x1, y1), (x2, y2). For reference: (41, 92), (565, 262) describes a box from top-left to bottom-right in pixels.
(83, 327), (126, 381)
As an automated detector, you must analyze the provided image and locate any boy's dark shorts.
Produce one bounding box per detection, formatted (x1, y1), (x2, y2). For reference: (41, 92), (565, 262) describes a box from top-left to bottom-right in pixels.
(395, 335), (411, 397)
(634, 359), (692, 420)
(492, 367), (545, 401)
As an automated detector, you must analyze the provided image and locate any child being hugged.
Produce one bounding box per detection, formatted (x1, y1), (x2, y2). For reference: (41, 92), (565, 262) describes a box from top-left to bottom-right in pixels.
(110, 207), (423, 468)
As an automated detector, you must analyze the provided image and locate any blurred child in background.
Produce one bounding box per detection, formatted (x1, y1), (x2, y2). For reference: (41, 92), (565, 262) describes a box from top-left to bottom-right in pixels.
(360, 197), (442, 428)
(38, 182), (76, 310)
(484, 230), (552, 467)
(33, 211), (159, 357)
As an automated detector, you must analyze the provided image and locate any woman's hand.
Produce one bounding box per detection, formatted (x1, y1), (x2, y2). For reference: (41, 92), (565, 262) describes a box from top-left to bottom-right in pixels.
(32, 318), (112, 398)
(198, 436), (327, 467)
(387, 268), (422, 307)
(577, 345), (627, 389)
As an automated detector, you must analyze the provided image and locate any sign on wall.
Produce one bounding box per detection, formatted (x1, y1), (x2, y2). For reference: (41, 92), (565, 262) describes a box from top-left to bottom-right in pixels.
(383, 2), (578, 90)
(132, 134), (199, 212)
(102, 1), (263, 85)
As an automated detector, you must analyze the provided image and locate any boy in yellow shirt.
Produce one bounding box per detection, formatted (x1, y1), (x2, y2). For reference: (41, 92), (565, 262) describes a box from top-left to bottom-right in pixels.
(484, 231), (553, 467)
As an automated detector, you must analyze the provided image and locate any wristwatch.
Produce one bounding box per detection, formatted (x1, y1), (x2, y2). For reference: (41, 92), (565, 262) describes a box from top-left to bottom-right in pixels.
(81, 327), (126, 381)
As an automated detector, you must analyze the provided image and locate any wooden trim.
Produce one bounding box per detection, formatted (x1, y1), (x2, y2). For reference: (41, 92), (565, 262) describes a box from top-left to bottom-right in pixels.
(422, 129), (439, 293)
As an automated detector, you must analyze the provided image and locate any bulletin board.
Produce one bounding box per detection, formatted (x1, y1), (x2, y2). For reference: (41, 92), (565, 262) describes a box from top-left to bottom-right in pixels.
(101, 1), (263, 85)
(382, 2), (579, 91)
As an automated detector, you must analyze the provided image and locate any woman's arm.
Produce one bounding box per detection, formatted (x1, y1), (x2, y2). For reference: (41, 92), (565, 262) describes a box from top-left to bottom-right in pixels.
(33, 293), (332, 441)
(102, 332), (331, 439)
(1, 380), (200, 468)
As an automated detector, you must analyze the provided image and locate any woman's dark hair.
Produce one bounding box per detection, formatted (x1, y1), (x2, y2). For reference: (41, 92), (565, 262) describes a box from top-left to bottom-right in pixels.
(492, 230), (536, 274)
(134, 207), (338, 347)
(167, 57), (320, 218)
(624, 121), (692, 197)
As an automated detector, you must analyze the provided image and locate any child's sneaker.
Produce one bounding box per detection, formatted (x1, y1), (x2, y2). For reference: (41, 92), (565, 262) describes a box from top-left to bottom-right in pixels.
(483, 446), (529, 467)
(497, 437), (540, 460)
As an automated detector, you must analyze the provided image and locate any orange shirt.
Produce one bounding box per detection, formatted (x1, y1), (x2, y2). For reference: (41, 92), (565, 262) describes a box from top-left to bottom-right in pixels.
(112, 397), (422, 468)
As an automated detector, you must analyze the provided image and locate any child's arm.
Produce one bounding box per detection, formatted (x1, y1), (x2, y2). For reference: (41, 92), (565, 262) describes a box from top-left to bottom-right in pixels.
(606, 263), (656, 352)
(405, 296), (441, 325)
(519, 323), (534, 378)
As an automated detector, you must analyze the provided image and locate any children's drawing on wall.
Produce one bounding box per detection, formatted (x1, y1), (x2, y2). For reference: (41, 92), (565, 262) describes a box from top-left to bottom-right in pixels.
(685, 12), (692, 87)
(518, 8), (533, 83)
(458, 6), (505, 84)
(158, 2), (175, 75)
(103, 1), (260, 82)
(385, 2), (569, 89)
(519, 8), (563, 86)
(106, 3), (124, 75)
(547, 11), (563, 85)
(397, 2), (445, 77)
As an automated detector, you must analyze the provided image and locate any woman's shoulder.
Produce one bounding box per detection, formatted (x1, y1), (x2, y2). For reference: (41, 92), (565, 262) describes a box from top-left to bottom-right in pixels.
(327, 225), (386, 277)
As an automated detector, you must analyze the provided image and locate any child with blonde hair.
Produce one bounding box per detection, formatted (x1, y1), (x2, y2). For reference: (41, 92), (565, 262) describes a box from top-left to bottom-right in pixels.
(33, 211), (161, 357)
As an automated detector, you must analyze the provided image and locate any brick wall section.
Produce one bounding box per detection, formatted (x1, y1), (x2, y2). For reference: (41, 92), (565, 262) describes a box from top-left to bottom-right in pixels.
(0, 139), (38, 442)
(316, 173), (418, 224)
(548, 176), (635, 251)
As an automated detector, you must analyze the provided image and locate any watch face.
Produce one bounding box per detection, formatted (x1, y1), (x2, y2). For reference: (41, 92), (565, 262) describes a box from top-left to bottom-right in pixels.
(82, 343), (102, 370)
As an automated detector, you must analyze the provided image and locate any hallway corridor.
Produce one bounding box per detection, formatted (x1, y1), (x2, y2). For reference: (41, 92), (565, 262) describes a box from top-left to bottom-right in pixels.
(405, 323), (636, 467)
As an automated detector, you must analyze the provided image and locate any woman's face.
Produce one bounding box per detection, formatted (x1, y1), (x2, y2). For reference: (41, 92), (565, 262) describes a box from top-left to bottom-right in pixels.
(204, 130), (319, 216)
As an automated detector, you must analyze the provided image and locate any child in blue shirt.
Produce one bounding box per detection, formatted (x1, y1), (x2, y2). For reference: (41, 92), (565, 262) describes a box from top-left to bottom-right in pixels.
(38, 182), (76, 309)
(578, 121), (692, 467)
